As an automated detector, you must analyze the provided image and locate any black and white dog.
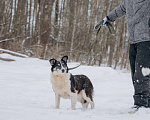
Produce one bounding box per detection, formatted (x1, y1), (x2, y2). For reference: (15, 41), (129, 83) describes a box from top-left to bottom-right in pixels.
(49, 56), (94, 110)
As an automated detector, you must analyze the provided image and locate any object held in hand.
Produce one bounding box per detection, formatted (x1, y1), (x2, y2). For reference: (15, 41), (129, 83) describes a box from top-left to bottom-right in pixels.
(95, 19), (115, 36)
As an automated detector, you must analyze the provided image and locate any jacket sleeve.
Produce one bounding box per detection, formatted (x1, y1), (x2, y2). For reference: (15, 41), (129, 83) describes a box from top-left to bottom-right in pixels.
(107, 0), (126, 22)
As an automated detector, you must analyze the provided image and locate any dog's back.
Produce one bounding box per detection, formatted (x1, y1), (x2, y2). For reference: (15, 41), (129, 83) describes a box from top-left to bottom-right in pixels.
(72, 74), (94, 109)
(72, 74), (94, 102)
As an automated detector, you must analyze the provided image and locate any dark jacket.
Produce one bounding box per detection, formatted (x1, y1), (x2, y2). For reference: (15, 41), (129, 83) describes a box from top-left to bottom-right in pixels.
(107, 0), (150, 44)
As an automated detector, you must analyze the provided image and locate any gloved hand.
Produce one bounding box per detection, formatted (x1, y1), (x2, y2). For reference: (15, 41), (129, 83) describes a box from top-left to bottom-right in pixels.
(103, 17), (108, 27)
(95, 16), (115, 35)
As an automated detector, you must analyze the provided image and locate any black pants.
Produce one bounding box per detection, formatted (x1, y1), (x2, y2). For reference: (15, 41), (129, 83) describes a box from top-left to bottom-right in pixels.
(129, 41), (150, 107)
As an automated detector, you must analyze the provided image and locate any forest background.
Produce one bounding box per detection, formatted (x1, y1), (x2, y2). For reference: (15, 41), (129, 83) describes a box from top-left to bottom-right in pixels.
(0, 0), (129, 69)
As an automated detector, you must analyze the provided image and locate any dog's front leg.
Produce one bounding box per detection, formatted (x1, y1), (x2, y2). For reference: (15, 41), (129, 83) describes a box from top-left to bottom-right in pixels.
(55, 94), (60, 109)
(70, 93), (77, 110)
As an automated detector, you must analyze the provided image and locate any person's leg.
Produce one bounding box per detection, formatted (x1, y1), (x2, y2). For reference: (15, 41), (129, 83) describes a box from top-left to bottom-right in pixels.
(129, 43), (137, 84)
(133, 41), (150, 107)
(128, 44), (140, 113)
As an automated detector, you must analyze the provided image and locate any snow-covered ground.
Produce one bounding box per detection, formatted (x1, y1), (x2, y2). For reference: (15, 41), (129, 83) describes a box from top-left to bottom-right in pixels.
(0, 53), (150, 120)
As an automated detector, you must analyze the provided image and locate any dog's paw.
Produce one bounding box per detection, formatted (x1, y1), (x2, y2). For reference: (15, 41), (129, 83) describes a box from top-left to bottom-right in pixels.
(71, 107), (76, 110)
(55, 106), (59, 109)
(91, 102), (94, 109)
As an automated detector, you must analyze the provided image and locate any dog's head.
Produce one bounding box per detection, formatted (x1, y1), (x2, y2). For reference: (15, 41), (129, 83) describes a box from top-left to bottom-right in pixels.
(49, 56), (69, 75)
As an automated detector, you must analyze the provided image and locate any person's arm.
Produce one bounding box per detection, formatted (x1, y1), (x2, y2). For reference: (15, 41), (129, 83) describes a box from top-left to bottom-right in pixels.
(107, 0), (126, 22)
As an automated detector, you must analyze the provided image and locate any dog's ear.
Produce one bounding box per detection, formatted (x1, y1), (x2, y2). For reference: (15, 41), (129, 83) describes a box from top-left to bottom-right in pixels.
(61, 56), (68, 63)
(49, 58), (57, 66)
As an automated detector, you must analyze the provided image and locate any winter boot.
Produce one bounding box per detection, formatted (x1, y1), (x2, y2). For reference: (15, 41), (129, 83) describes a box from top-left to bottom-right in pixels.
(128, 105), (141, 114)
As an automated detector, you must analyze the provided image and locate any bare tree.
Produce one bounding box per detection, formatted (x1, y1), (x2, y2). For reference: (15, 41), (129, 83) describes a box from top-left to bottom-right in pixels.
(0, 0), (130, 70)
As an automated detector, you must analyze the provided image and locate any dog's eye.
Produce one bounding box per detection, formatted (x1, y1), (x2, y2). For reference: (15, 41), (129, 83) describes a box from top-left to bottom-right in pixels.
(56, 64), (61, 69)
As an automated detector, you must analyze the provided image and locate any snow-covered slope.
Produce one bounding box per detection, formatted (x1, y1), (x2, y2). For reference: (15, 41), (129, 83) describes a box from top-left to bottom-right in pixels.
(0, 53), (150, 120)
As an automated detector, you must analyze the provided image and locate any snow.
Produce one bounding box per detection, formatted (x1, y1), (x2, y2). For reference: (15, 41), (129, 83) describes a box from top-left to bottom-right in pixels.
(142, 67), (150, 77)
(0, 48), (29, 58)
(0, 53), (150, 120)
